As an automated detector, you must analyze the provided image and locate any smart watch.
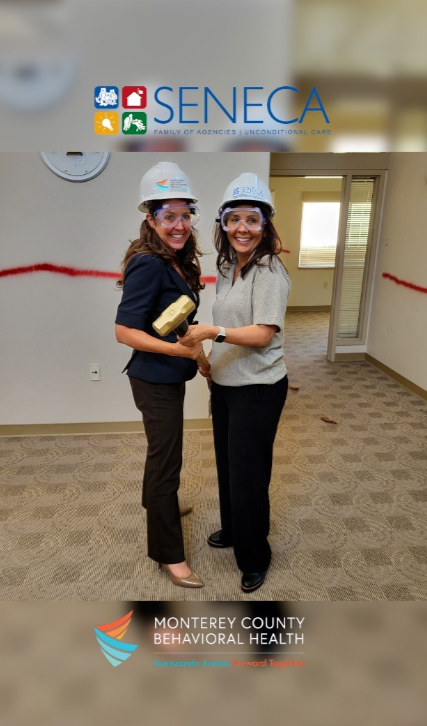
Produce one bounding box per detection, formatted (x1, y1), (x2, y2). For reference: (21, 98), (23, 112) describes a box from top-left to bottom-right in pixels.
(214, 326), (226, 343)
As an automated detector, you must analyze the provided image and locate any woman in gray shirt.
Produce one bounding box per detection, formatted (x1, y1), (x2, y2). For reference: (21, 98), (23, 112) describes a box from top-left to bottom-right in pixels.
(180, 172), (291, 593)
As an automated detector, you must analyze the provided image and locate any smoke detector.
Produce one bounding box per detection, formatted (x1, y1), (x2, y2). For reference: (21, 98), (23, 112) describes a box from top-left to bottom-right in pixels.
(40, 152), (111, 182)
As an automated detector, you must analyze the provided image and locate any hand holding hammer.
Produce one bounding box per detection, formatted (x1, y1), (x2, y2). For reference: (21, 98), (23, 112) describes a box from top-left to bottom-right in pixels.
(152, 295), (211, 372)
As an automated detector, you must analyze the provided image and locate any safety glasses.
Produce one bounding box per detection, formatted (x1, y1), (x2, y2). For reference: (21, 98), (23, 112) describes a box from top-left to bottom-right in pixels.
(154, 204), (200, 229)
(220, 207), (265, 232)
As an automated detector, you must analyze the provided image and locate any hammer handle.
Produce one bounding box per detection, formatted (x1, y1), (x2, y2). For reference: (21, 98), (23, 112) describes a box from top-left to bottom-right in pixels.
(174, 321), (211, 374)
(196, 348), (211, 373)
(174, 320), (189, 337)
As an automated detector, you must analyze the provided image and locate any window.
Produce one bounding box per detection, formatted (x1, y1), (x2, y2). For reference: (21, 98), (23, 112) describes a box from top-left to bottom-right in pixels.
(299, 195), (341, 268)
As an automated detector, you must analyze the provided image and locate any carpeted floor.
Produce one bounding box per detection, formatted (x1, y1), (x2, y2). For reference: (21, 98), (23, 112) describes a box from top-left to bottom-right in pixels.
(1, 312), (427, 601)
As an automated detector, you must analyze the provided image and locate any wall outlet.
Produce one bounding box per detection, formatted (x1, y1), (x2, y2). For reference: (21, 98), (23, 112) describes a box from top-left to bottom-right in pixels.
(323, 281), (328, 289)
(89, 364), (101, 381)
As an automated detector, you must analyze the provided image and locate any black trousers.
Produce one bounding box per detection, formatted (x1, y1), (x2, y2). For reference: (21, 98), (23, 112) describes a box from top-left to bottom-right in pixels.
(129, 377), (185, 565)
(211, 376), (288, 573)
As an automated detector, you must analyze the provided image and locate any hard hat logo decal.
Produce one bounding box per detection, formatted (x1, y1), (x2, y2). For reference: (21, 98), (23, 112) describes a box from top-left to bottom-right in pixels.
(169, 178), (190, 192)
(232, 186), (264, 200)
(155, 178), (189, 192)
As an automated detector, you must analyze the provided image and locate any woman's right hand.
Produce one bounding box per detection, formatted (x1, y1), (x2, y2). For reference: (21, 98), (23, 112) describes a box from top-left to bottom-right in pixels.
(172, 341), (202, 360)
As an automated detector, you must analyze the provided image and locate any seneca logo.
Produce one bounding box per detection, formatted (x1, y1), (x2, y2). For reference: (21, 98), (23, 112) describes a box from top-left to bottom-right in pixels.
(94, 610), (139, 667)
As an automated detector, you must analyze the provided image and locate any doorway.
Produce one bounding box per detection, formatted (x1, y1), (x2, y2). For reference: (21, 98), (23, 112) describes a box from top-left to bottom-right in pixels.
(270, 174), (343, 362)
(270, 153), (388, 362)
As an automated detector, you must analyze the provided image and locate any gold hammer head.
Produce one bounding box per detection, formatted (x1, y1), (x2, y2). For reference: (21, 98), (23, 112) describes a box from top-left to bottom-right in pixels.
(152, 295), (195, 337)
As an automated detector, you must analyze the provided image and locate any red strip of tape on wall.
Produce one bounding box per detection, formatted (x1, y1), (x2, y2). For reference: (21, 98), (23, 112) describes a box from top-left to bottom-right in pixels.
(0, 263), (217, 285)
(382, 272), (427, 295)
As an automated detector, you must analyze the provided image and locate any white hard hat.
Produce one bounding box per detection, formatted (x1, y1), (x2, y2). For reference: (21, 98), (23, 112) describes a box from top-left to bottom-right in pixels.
(138, 161), (198, 212)
(218, 172), (275, 217)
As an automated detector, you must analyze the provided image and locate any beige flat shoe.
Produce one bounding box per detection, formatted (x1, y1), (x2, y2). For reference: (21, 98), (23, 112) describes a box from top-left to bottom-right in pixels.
(159, 564), (204, 588)
(179, 505), (193, 517)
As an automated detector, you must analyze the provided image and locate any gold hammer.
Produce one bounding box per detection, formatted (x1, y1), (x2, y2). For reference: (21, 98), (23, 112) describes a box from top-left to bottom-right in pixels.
(153, 295), (211, 372)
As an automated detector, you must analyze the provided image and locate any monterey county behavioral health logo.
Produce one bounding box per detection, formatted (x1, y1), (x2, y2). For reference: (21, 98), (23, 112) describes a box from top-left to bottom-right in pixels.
(94, 610), (139, 667)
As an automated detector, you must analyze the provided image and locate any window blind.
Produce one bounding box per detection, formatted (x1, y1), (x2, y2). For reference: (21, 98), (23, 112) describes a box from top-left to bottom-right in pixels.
(337, 177), (375, 339)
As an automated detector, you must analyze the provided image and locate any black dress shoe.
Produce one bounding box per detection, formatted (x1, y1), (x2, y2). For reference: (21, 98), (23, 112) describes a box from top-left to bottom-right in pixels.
(207, 530), (233, 548)
(241, 572), (266, 593)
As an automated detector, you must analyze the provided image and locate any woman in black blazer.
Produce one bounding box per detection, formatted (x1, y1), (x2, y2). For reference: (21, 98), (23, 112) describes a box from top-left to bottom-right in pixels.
(115, 162), (205, 588)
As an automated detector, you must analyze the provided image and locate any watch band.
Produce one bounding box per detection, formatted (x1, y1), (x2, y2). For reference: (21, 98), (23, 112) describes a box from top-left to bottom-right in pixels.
(214, 325), (226, 343)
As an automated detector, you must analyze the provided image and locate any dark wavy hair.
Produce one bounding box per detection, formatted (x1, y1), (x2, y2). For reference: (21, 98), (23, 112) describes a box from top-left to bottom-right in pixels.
(214, 201), (287, 279)
(117, 199), (204, 292)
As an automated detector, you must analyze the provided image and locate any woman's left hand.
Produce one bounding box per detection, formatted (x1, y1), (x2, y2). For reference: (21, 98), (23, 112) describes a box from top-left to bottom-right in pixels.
(178, 325), (215, 347)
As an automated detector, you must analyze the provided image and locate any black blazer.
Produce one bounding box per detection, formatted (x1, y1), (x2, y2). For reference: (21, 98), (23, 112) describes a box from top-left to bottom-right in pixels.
(115, 254), (199, 384)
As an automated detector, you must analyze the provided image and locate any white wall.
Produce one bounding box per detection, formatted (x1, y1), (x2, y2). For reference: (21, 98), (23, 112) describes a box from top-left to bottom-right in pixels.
(270, 175), (342, 306)
(0, 152), (269, 425)
(368, 152), (427, 391)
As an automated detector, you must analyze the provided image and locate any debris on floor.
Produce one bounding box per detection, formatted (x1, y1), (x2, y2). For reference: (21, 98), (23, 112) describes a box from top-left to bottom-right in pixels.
(289, 384), (300, 390)
(321, 415), (338, 424)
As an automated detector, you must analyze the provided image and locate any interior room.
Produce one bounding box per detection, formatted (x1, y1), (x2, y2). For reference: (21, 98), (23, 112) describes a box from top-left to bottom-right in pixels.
(1, 151), (426, 600)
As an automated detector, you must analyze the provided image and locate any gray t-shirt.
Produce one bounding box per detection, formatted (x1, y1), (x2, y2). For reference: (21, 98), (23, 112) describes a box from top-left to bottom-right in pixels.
(210, 255), (291, 386)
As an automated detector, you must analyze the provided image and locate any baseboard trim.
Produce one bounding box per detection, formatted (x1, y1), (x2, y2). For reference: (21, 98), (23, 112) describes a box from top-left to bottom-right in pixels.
(366, 355), (427, 402)
(287, 305), (331, 313)
(184, 418), (213, 431)
(335, 353), (366, 361)
(0, 418), (213, 437)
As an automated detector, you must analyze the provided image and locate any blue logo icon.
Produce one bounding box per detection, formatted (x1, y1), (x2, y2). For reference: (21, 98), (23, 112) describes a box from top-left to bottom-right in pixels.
(94, 86), (119, 109)
(94, 610), (139, 667)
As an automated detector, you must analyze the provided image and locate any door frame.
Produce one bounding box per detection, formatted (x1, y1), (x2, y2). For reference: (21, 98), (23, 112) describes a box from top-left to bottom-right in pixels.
(270, 153), (389, 361)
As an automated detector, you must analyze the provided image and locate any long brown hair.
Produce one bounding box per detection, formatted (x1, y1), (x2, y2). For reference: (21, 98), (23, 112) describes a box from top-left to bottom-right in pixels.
(117, 199), (205, 292)
(214, 201), (286, 279)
